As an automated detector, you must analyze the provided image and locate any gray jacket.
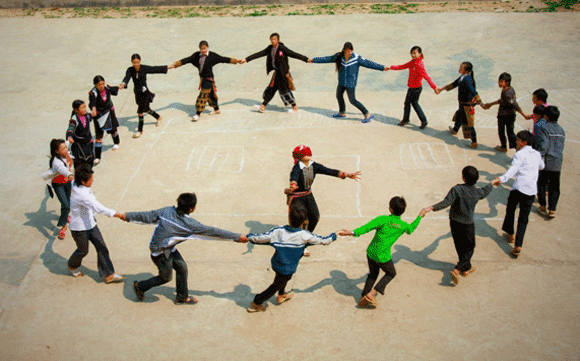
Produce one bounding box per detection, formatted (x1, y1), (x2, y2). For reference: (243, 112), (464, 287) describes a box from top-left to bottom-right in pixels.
(537, 121), (565, 171)
(125, 206), (241, 256)
(432, 183), (493, 224)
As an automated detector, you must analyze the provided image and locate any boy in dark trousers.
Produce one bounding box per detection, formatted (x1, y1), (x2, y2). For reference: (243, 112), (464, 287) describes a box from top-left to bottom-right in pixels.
(246, 204), (338, 313)
(123, 193), (248, 305)
(340, 197), (425, 308)
(423, 166), (493, 285)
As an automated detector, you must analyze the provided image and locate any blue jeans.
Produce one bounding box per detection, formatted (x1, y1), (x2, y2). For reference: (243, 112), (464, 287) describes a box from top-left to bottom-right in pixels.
(136, 250), (189, 301)
(52, 181), (71, 227)
(402, 87), (427, 125)
(336, 85), (368, 115)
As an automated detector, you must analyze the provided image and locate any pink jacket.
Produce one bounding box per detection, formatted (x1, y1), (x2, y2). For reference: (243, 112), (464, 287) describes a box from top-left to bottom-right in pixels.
(390, 57), (437, 90)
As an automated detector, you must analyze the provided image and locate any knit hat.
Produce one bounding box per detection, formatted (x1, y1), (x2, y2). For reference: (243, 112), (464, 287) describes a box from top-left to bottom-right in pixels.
(292, 145), (312, 164)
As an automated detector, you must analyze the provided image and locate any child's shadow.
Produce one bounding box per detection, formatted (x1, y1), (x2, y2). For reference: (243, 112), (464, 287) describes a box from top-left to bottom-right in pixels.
(295, 270), (366, 303)
(392, 235), (455, 286)
(243, 220), (278, 254)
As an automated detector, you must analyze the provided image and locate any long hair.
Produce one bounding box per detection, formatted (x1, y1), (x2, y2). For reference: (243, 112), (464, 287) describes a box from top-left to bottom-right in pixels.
(49, 138), (65, 168)
(462, 61), (476, 88)
(335, 42), (354, 72)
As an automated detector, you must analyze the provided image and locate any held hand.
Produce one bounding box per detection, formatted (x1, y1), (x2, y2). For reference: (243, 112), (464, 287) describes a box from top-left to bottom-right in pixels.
(238, 235), (249, 243)
(338, 229), (353, 237)
(492, 177), (501, 186)
(238, 59), (247, 64)
(285, 184), (298, 194)
(67, 137), (74, 144)
(168, 64), (176, 69)
(307, 58), (313, 63)
(119, 83), (125, 90)
(384, 66), (390, 71)
(524, 114), (532, 120)
(91, 107), (97, 117)
(435, 88), (443, 95)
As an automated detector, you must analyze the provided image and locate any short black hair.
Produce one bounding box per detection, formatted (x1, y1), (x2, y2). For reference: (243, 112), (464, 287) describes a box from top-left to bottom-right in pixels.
(390, 196), (406, 216)
(270, 32), (280, 40)
(289, 203), (308, 228)
(462, 165), (479, 186)
(176, 193), (197, 215)
(499, 72), (511, 85)
(131, 53), (141, 61)
(410, 45), (422, 55)
(517, 130), (534, 145)
(533, 88), (548, 103)
(75, 163), (93, 185)
(199, 40), (208, 48)
(93, 75), (105, 85)
(533, 104), (546, 116)
(544, 105), (560, 123)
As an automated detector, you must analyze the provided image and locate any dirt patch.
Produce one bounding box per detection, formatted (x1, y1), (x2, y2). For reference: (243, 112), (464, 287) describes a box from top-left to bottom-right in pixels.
(1, 1), (579, 18)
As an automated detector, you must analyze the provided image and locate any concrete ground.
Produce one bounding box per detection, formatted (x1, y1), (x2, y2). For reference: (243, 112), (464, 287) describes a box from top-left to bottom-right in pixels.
(0, 12), (579, 360)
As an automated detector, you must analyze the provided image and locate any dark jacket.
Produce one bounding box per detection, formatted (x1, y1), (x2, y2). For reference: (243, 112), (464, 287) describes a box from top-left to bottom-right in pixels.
(178, 51), (235, 79)
(122, 65), (168, 94)
(246, 42), (308, 75)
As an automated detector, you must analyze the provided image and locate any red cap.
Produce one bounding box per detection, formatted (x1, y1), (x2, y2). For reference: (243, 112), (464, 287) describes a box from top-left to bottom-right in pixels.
(292, 145), (312, 164)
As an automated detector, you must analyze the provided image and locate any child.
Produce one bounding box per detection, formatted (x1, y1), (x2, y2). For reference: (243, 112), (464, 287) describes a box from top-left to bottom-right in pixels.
(482, 73), (529, 153)
(493, 131), (544, 258)
(66, 100), (95, 167)
(286, 144), (361, 233)
(47, 139), (74, 239)
(436, 62), (485, 149)
(530, 88), (549, 134)
(124, 192), (247, 305)
(119, 54), (174, 138)
(67, 164), (125, 283)
(240, 33), (308, 113)
(423, 166), (493, 285)
(536, 106), (565, 219)
(340, 197), (425, 308)
(246, 204), (338, 312)
(89, 75), (121, 164)
(388, 46), (437, 129)
(532, 105), (547, 149)
(309, 42), (387, 123)
(172, 40), (239, 122)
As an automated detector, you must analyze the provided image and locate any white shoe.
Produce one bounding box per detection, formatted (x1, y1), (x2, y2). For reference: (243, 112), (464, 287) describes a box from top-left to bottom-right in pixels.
(209, 110), (220, 115)
(254, 104), (265, 113)
(93, 158), (100, 165)
(133, 132), (142, 138)
(68, 266), (83, 278)
(105, 274), (125, 284)
(192, 114), (200, 122)
(112, 144), (119, 151)
(287, 108), (298, 114)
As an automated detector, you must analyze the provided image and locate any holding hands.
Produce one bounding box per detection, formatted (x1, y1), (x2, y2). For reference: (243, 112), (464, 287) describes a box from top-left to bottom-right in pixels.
(492, 177), (501, 186)
(238, 59), (247, 64)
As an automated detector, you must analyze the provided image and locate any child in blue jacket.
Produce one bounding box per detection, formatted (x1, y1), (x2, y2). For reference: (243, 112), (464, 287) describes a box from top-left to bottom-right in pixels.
(309, 42), (387, 123)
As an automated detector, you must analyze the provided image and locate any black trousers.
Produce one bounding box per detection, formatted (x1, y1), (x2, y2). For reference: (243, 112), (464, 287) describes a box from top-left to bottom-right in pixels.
(502, 190), (535, 248)
(262, 72), (296, 107)
(497, 113), (517, 149)
(291, 193), (320, 232)
(136, 250), (189, 301)
(68, 226), (115, 278)
(537, 170), (561, 211)
(254, 271), (293, 305)
(361, 257), (396, 296)
(450, 220), (476, 273)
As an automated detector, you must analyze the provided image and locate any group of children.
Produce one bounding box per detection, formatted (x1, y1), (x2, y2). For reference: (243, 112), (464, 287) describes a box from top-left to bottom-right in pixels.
(44, 35), (567, 311)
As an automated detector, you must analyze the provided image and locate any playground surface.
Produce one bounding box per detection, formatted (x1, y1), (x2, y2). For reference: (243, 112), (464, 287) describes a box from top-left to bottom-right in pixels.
(0, 12), (579, 360)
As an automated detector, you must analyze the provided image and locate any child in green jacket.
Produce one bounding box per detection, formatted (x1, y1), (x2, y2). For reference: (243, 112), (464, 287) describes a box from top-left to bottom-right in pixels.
(340, 197), (425, 308)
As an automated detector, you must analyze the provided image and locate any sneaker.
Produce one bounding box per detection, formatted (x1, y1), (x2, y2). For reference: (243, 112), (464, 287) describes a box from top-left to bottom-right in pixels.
(332, 113), (346, 118)
(209, 110), (220, 115)
(112, 144), (120, 151)
(133, 281), (145, 301)
(68, 266), (83, 278)
(247, 302), (268, 313)
(156, 116), (162, 126)
(93, 158), (101, 165)
(361, 115), (374, 124)
(449, 126), (457, 135)
(287, 108), (298, 114)
(254, 104), (265, 113)
(192, 114), (200, 122)
(105, 274), (125, 284)
(277, 291), (295, 305)
(419, 122), (428, 129)
(133, 132), (142, 139)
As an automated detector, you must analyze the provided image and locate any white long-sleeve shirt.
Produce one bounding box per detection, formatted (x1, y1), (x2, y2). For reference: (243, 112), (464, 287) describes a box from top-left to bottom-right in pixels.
(69, 181), (116, 231)
(499, 145), (545, 196)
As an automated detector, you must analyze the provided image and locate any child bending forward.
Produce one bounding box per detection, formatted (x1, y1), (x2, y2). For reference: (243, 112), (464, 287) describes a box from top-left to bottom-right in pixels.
(246, 204), (337, 313)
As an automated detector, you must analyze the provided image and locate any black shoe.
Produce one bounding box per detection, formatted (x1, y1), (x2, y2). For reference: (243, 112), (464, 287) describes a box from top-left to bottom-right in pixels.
(398, 120), (409, 126)
(420, 122), (428, 129)
(133, 281), (145, 301)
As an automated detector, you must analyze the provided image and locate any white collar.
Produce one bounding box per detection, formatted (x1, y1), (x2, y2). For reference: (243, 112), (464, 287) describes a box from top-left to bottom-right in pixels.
(299, 160), (312, 169)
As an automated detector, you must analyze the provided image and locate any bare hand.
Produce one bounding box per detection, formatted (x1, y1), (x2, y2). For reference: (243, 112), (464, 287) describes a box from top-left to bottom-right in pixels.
(347, 171), (362, 181)
(238, 235), (249, 243)
(435, 88), (442, 95)
(384, 66), (390, 71)
(338, 229), (353, 237)
(119, 83), (125, 90)
(168, 64), (176, 69)
(307, 58), (313, 63)
(492, 177), (501, 186)
(91, 107), (97, 117)
(238, 59), (247, 64)
(67, 137), (74, 144)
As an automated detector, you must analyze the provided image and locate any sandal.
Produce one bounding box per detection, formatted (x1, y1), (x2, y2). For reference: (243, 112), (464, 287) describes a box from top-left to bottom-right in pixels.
(364, 294), (378, 308)
(277, 291), (294, 305)
(450, 271), (459, 285)
(133, 281), (145, 301)
(461, 268), (476, 277)
(247, 302), (268, 313)
(505, 233), (515, 244)
(358, 296), (369, 308)
(174, 296), (198, 305)
(510, 247), (521, 259)
(58, 229), (66, 240)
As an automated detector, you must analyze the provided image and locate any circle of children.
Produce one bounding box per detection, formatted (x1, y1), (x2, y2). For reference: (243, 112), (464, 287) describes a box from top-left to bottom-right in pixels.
(42, 33), (566, 312)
